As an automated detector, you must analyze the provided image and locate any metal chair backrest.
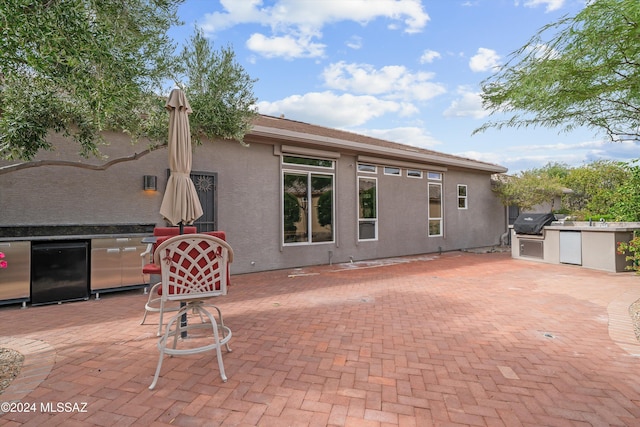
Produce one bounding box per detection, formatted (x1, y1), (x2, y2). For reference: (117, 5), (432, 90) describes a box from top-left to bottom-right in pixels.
(154, 234), (234, 302)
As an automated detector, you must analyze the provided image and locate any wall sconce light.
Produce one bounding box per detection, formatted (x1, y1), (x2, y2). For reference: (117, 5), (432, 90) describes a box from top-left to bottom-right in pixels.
(143, 175), (157, 191)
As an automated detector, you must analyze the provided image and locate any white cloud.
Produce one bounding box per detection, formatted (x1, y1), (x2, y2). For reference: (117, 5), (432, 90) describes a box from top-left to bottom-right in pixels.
(345, 35), (363, 50)
(459, 138), (640, 174)
(512, 140), (600, 152)
(469, 48), (501, 72)
(360, 127), (442, 148)
(419, 49), (441, 64)
(256, 91), (407, 128)
(246, 33), (325, 59)
(200, 0), (429, 58)
(513, 139), (640, 163)
(525, 43), (560, 60)
(458, 148), (587, 173)
(443, 87), (489, 119)
(522, 0), (565, 13)
(201, 0), (268, 32)
(322, 61), (446, 101)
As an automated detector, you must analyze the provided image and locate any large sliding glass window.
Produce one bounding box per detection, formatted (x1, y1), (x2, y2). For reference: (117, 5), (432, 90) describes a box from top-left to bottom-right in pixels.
(358, 177), (377, 240)
(282, 158), (334, 245)
(428, 182), (442, 236)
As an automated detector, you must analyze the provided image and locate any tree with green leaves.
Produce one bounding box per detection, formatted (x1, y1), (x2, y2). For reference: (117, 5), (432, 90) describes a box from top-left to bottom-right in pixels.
(0, 1), (257, 169)
(611, 162), (640, 221)
(562, 160), (629, 217)
(492, 164), (565, 211)
(177, 30), (258, 145)
(476, 0), (640, 143)
(0, 0), (182, 160)
(493, 160), (640, 221)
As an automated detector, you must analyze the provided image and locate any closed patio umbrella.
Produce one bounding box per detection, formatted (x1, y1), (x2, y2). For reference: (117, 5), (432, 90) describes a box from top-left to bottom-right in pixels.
(159, 88), (203, 338)
(159, 88), (203, 230)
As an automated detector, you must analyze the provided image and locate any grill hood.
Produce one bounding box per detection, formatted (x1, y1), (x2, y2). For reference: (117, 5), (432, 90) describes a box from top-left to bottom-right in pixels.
(513, 213), (556, 235)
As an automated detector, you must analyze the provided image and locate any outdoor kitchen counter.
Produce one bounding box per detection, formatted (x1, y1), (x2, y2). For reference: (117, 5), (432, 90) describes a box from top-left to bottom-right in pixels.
(0, 224), (155, 306)
(512, 221), (640, 273)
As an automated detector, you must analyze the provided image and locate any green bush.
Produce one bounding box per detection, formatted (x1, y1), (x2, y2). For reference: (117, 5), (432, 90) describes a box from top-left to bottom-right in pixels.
(617, 235), (640, 274)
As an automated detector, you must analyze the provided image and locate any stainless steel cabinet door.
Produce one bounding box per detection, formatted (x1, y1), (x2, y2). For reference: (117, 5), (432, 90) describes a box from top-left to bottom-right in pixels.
(0, 241), (30, 301)
(120, 241), (147, 286)
(90, 239), (123, 290)
(560, 231), (582, 265)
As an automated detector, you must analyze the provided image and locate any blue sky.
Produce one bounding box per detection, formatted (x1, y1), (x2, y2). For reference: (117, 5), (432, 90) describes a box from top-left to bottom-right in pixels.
(169, 0), (640, 174)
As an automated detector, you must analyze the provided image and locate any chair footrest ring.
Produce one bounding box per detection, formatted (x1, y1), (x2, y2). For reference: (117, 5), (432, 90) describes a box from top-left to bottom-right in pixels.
(158, 324), (232, 356)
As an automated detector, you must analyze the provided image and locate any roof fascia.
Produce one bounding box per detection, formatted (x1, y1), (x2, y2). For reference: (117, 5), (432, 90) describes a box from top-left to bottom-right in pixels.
(250, 125), (507, 174)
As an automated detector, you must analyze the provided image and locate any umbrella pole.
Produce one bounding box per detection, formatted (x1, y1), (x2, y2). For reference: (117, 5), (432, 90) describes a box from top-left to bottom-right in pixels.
(180, 304), (187, 338)
(179, 221), (187, 338)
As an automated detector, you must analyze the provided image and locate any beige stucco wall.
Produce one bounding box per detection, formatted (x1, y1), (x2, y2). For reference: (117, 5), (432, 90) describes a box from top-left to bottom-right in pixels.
(581, 230), (633, 272)
(0, 132), (507, 274)
(0, 132), (166, 226)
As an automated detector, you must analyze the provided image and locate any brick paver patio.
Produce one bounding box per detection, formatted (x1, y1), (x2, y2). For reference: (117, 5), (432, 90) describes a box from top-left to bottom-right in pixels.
(1, 251), (640, 426)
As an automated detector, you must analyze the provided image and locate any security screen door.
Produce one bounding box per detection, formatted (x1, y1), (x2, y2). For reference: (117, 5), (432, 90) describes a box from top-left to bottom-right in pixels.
(191, 171), (217, 232)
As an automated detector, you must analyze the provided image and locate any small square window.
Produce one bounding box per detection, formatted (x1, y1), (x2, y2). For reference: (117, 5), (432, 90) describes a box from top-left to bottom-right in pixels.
(358, 163), (377, 173)
(407, 169), (423, 178)
(384, 166), (401, 176)
(427, 172), (442, 180)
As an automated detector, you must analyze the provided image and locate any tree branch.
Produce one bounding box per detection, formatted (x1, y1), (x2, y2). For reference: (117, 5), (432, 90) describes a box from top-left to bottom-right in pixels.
(0, 144), (166, 176)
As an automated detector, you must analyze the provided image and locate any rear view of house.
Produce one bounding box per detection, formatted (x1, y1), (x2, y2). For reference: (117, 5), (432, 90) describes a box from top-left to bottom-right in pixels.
(0, 114), (507, 304)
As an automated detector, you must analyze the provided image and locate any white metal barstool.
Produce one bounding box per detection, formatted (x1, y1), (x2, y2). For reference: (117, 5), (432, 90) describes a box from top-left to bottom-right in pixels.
(148, 234), (233, 390)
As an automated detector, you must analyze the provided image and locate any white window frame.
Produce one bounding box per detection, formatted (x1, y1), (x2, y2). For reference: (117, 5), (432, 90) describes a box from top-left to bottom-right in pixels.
(428, 182), (443, 237)
(357, 163), (377, 174)
(281, 155), (335, 246)
(457, 184), (468, 210)
(384, 166), (401, 176)
(407, 169), (423, 179)
(358, 176), (378, 241)
(427, 171), (442, 180)
(282, 155), (335, 170)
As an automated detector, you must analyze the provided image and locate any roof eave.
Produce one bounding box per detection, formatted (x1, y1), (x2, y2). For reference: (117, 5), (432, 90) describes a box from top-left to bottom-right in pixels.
(249, 124), (508, 174)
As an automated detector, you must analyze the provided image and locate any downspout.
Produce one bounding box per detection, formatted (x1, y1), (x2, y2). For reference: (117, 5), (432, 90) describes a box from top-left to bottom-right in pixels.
(442, 173), (446, 242)
(276, 145), (284, 252)
(499, 205), (509, 246)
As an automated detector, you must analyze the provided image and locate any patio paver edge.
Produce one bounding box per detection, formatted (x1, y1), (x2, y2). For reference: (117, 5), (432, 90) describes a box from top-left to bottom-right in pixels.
(0, 337), (55, 406)
(608, 287), (640, 356)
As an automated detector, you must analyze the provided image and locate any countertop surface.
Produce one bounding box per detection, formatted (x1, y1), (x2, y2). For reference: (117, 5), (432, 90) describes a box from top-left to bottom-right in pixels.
(545, 221), (640, 232)
(0, 224), (155, 242)
(0, 234), (151, 243)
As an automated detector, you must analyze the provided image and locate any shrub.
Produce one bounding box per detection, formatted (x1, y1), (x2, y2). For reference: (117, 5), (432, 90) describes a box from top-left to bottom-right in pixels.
(617, 235), (640, 274)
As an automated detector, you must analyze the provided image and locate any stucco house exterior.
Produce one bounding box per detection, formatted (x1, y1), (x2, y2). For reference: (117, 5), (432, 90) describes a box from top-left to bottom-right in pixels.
(0, 114), (507, 303)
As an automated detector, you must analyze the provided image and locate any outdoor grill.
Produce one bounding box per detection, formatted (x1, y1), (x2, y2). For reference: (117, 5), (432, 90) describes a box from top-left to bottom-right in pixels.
(513, 213), (556, 235)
